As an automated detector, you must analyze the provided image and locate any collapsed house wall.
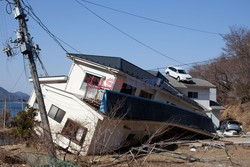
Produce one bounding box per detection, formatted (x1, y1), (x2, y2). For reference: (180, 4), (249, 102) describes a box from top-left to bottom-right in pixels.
(27, 54), (218, 156)
(29, 84), (103, 155)
(65, 59), (202, 113)
(65, 61), (117, 97)
(206, 110), (221, 128)
(87, 119), (168, 155)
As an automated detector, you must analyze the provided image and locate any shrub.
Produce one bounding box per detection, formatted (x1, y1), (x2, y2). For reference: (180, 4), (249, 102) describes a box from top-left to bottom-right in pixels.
(11, 107), (39, 142)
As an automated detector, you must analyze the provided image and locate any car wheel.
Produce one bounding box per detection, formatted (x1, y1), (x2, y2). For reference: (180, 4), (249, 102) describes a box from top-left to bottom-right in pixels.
(177, 76), (180, 82)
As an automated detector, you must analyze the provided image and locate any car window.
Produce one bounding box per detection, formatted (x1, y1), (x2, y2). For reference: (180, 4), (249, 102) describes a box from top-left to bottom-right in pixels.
(172, 68), (177, 72)
(178, 69), (187, 74)
(228, 121), (240, 125)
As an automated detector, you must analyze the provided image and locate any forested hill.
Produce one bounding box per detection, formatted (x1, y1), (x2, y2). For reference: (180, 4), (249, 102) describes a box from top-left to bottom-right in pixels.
(189, 27), (250, 130)
(0, 87), (29, 102)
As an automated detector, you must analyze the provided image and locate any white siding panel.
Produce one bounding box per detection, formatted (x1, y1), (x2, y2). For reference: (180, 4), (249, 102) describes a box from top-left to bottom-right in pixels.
(35, 85), (103, 155)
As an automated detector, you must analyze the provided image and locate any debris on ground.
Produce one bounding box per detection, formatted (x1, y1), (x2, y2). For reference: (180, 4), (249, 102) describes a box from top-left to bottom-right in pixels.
(0, 135), (250, 166)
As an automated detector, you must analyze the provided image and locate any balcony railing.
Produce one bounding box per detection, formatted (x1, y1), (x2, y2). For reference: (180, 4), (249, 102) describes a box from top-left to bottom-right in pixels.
(83, 85), (106, 105)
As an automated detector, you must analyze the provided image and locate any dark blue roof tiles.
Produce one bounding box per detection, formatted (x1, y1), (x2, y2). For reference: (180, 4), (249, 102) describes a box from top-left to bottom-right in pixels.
(100, 90), (215, 135)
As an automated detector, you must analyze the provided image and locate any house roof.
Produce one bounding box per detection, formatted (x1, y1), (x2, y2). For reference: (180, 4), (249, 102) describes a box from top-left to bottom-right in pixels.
(165, 76), (188, 89)
(147, 70), (168, 82)
(68, 53), (155, 80)
(210, 100), (225, 110)
(67, 53), (203, 110)
(100, 90), (215, 135)
(147, 71), (203, 109)
(165, 76), (216, 88)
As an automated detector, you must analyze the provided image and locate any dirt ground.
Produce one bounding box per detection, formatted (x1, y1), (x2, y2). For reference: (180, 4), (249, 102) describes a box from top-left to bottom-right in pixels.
(222, 102), (250, 131)
(139, 145), (250, 167)
(1, 140), (250, 167)
(75, 145), (250, 167)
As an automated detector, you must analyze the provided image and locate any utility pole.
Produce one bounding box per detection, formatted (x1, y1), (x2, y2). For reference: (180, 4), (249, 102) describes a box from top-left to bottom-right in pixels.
(21, 97), (24, 111)
(3, 97), (7, 129)
(12, 0), (56, 157)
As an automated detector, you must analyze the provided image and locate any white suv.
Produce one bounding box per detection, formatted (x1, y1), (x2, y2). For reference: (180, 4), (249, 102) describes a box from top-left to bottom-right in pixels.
(165, 66), (192, 82)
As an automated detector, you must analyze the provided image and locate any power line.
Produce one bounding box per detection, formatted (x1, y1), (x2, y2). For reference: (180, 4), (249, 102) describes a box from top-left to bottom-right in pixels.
(35, 52), (49, 76)
(21, 0), (67, 52)
(149, 60), (217, 71)
(74, 0), (183, 64)
(80, 0), (223, 36)
(149, 55), (235, 71)
(175, 58), (222, 67)
(21, 0), (82, 54)
(10, 69), (24, 93)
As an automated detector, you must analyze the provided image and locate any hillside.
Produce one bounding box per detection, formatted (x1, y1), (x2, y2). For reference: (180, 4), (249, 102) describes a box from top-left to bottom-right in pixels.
(0, 87), (29, 102)
(221, 102), (250, 131)
(189, 27), (250, 131)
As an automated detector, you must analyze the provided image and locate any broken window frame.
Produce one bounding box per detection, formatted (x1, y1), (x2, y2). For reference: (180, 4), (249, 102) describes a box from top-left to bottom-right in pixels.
(120, 83), (137, 95)
(139, 90), (153, 99)
(61, 118), (88, 145)
(80, 73), (102, 90)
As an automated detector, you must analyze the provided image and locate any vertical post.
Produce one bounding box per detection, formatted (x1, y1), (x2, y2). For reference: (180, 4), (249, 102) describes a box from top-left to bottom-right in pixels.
(3, 97), (7, 129)
(13, 0), (56, 157)
(21, 97), (24, 110)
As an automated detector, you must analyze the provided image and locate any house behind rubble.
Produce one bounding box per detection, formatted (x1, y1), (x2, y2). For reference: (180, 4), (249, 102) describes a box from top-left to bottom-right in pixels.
(28, 53), (215, 155)
(163, 75), (224, 128)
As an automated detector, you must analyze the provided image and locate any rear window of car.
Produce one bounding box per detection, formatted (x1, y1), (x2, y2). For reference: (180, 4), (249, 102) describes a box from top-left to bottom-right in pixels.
(228, 121), (240, 125)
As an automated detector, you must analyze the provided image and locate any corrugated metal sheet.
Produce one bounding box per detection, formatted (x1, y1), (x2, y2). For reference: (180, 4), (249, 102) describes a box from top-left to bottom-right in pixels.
(100, 90), (216, 134)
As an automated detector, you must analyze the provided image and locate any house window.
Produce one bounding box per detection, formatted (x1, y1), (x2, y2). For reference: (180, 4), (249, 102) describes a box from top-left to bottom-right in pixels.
(188, 92), (198, 98)
(120, 83), (136, 95)
(169, 67), (177, 72)
(139, 90), (153, 99)
(62, 119), (87, 145)
(81, 73), (102, 90)
(48, 105), (66, 123)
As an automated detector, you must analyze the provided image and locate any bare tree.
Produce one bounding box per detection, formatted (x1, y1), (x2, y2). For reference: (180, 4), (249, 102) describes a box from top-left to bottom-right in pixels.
(189, 26), (250, 105)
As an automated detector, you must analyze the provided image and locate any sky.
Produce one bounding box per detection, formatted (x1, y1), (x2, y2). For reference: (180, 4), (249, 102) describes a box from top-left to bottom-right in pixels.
(0, 0), (250, 94)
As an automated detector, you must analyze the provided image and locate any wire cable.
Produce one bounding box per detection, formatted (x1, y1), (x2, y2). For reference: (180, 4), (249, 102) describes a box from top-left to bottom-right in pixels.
(21, 0), (82, 54)
(5, 0), (13, 14)
(10, 70), (24, 93)
(34, 52), (49, 76)
(80, 0), (223, 36)
(74, 0), (183, 64)
(149, 55), (235, 71)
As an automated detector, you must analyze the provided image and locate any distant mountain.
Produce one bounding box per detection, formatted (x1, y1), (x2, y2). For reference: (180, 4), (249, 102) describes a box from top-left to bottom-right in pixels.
(15, 91), (30, 99)
(0, 87), (10, 97)
(0, 87), (29, 102)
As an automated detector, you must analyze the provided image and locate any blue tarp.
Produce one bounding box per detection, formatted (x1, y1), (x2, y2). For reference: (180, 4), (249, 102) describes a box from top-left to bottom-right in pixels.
(100, 90), (215, 134)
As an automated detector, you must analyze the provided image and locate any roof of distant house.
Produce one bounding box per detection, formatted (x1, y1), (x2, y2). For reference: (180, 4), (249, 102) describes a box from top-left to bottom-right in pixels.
(210, 100), (224, 110)
(166, 76), (216, 88)
(67, 53), (203, 110)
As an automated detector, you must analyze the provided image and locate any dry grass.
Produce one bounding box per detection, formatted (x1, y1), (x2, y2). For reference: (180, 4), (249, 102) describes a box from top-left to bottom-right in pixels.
(222, 102), (250, 131)
(71, 145), (250, 167)
(1, 142), (250, 167)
